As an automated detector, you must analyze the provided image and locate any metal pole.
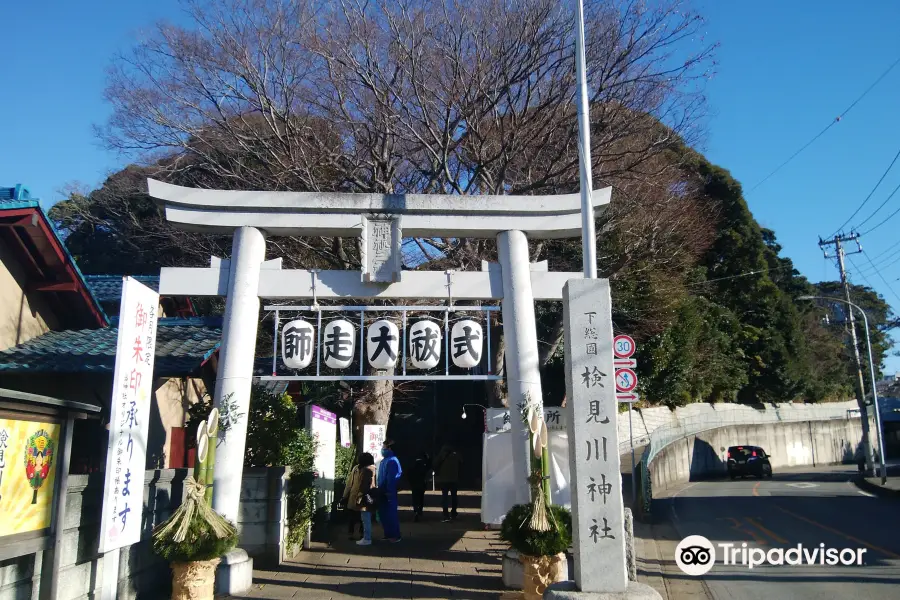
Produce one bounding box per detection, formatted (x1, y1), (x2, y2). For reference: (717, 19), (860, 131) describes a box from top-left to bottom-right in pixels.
(801, 293), (886, 481)
(433, 382), (437, 492)
(836, 241), (875, 475)
(48, 415), (75, 600)
(856, 305), (888, 483)
(629, 408), (636, 507)
(272, 310), (279, 376)
(100, 549), (120, 599)
(575, 0), (597, 279)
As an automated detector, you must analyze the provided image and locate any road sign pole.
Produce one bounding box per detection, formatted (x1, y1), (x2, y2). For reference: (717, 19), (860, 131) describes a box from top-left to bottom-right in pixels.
(629, 408), (635, 507)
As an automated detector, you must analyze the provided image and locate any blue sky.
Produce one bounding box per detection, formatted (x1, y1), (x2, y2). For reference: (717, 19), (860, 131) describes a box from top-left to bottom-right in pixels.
(2, 1), (900, 370)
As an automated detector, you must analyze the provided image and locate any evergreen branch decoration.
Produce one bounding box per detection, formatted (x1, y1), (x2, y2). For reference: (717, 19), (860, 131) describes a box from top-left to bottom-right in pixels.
(218, 392), (245, 434)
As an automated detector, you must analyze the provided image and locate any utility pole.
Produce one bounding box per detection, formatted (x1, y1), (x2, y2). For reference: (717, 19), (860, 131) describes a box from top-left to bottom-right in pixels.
(819, 232), (875, 475)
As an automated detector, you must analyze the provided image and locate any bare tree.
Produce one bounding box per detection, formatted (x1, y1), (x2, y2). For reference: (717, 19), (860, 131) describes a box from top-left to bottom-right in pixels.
(96, 0), (717, 425)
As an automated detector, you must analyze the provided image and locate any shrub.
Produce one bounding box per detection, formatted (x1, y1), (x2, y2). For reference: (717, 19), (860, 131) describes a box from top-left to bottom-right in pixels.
(334, 443), (356, 500)
(284, 428), (318, 548)
(186, 385), (322, 551)
(335, 443), (356, 482)
(500, 504), (572, 557)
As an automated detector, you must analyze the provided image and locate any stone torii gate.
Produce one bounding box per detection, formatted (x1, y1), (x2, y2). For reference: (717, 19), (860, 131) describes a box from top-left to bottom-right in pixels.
(150, 178), (611, 521)
(150, 180), (620, 593)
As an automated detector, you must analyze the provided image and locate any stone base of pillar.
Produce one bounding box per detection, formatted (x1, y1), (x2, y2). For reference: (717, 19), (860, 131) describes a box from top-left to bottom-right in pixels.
(543, 581), (662, 600)
(624, 508), (637, 582)
(502, 550), (572, 589)
(215, 548), (254, 595)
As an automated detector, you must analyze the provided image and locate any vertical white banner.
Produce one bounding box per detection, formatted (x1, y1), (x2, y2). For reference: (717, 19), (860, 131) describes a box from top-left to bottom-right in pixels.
(339, 417), (351, 448)
(309, 406), (337, 516)
(363, 424), (386, 465)
(98, 277), (159, 553)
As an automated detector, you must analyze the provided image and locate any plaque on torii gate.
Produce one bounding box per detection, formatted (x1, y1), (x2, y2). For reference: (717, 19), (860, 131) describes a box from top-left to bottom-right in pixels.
(147, 179), (612, 530)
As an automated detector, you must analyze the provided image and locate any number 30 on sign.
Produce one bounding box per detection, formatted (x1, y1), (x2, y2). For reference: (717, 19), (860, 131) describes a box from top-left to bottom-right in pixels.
(613, 334), (635, 359)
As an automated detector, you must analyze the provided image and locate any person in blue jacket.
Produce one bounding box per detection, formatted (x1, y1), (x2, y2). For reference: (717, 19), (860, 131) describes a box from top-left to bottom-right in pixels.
(377, 439), (403, 542)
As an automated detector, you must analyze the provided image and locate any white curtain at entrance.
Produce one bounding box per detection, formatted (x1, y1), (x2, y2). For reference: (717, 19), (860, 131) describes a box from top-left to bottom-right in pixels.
(480, 430), (571, 525)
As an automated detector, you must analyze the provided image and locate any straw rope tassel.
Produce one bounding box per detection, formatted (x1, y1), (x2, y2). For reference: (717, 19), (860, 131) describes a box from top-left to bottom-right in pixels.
(153, 477), (236, 545)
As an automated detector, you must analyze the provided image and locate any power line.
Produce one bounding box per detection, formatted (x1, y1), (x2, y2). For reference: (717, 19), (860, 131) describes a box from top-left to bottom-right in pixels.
(848, 255), (879, 287)
(688, 264), (793, 287)
(748, 123), (837, 193)
(865, 237), (900, 263)
(749, 53), (900, 194)
(832, 145), (900, 234)
(858, 180), (900, 235)
(854, 251), (900, 277)
(847, 255), (880, 290)
(862, 249), (900, 306)
(853, 241), (900, 274)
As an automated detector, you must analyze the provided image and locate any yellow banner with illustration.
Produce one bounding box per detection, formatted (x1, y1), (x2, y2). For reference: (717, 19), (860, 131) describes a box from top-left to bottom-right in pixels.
(0, 418), (60, 537)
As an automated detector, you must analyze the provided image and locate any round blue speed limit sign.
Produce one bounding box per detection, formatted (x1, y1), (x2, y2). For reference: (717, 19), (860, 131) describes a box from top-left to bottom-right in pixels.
(613, 334), (635, 359)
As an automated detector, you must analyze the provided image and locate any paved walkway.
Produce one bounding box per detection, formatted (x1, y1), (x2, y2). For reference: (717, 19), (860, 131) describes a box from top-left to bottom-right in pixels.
(231, 491), (507, 599)
(857, 461), (900, 498)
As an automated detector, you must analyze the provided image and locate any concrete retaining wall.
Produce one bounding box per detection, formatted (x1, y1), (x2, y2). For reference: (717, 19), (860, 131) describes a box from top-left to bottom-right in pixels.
(649, 417), (866, 493)
(0, 468), (290, 600)
(617, 400), (858, 454)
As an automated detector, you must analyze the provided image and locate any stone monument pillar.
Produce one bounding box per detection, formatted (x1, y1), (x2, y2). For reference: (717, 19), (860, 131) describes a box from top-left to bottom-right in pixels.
(497, 229), (544, 504)
(546, 278), (660, 599)
(212, 226), (267, 522)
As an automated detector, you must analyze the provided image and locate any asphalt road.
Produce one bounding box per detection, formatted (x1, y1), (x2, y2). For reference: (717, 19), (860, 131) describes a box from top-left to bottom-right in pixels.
(660, 464), (900, 600)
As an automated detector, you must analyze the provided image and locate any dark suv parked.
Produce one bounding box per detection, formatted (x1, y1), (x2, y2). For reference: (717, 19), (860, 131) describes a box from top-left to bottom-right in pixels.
(727, 445), (772, 479)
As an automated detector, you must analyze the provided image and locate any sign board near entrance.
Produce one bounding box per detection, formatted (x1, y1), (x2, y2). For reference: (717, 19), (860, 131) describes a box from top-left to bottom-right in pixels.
(562, 279), (627, 592)
(486, 407), (567, 434)
(339, 418), (351, 448)
(363, 424), (387, 464)
(309, 406), (337, 516)
(99, 277), (160, 553)
(0, 418), (61, 537)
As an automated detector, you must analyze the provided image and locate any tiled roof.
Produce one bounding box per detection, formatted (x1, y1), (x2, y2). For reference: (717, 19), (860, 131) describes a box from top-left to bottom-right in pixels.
(85, 275), (161, 302)
(0, 184), (32, 204)
(0, 320), (221, 376)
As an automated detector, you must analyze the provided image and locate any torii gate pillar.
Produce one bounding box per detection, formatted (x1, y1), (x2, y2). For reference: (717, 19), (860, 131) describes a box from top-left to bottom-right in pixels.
(497, 230), (544, 504)
(212, 226), (267, 522)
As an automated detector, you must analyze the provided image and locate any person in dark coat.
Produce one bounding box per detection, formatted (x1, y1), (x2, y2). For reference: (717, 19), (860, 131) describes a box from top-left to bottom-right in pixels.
(408, 452), (432, 521)
(434, 444), (462, 522)
(354, 452), (378, 545)
(341, 454), (363, 539)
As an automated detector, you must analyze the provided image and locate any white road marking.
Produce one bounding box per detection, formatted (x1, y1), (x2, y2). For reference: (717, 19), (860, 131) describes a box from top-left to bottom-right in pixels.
(669, 482), (699, 523)
(846, 481), (877, 497)
(786, 482), (818, 489)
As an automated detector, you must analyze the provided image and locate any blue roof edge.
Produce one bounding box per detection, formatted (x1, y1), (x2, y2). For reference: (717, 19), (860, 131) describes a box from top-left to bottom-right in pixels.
(84, 274), (160, 281)
(37, 205), (110, 326)
(2, 188), (108, 325)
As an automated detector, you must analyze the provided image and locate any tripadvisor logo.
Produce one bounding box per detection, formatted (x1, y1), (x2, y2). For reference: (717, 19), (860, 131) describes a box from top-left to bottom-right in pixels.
(676, 535), (867, 575)
(675, 536), (716, 576)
